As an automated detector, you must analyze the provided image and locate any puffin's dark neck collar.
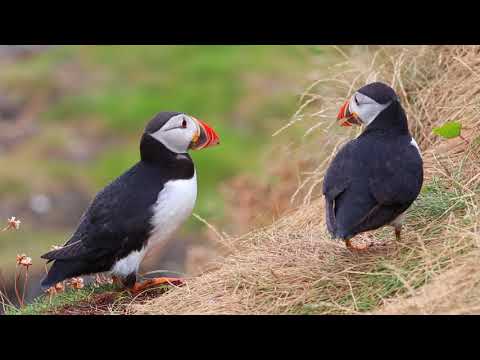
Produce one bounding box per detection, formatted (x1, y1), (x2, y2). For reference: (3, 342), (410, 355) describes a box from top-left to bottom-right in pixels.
(140, 133), (194, 177)
(363, 100), (410, 136)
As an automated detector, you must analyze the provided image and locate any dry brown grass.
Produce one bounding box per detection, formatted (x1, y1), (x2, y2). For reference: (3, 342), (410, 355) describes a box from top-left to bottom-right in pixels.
(374, 250), (480, 315)
(132, 45), (480, 315)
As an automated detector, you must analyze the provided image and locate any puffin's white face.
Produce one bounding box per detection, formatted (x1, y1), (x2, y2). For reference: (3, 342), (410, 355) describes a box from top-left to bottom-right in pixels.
(349, 92), (391, 126)
(150, 114), (219, 154)
(338, 91), (391, 127)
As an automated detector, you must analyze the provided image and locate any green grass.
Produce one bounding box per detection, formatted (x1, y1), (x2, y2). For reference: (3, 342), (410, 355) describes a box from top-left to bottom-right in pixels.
(5, 282), (177, 315)
(5, 283), (117, 315)
(408, 177), (467, 221)
(37, 45), (310, 133)
(350, 259), (426, 312)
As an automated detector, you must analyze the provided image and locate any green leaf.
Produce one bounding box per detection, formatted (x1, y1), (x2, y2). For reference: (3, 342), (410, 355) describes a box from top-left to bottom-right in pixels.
(432, 121), (462, 139)
(308, 46), (324, 54)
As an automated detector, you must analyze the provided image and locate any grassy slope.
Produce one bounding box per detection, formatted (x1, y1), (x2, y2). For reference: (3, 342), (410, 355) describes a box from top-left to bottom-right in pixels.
(19, 46), (477, 316)
(130, 172), (476, 314)
(10, 164), (474, 315)
(128, 46), (480, 315)
(5, 283), (117, 315)
(13, 45), (478, 315)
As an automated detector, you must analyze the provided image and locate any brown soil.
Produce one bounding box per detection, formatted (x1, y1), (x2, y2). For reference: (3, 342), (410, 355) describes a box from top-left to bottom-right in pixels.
(48, 286), (176, 315)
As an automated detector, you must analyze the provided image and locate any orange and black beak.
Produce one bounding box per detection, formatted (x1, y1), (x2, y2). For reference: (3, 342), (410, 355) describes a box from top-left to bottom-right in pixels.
(337, 99), (361, 127)
(190, 117), (220, 150)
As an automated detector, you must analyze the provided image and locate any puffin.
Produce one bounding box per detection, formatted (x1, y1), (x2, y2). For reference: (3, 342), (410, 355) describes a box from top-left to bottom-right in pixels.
(323, 82), (423, 251)
(41, 112), (220, 292)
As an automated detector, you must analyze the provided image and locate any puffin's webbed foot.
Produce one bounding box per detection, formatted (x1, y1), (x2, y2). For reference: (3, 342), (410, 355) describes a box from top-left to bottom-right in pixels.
(113, 273), (138, 290)
(345, 238), (372, 252)
(130, 277), (185, 295)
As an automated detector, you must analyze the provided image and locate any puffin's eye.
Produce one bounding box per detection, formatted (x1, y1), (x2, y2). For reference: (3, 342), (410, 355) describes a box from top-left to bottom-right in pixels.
(354, 96), (359, 105)
(181, 119), (187, 128)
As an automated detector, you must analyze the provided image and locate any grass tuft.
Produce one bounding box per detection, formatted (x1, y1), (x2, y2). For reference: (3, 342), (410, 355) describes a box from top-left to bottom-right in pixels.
(6, 284), (117, 315)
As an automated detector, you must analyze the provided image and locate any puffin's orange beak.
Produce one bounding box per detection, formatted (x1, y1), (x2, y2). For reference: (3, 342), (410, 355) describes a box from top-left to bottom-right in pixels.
(337, 99), (361, 127)
(190, 117), (220, 150)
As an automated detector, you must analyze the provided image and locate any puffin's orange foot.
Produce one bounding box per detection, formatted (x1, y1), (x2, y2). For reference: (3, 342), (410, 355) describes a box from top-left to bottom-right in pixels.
(345, 239), (371, 252)
(130, 277), (185, 295)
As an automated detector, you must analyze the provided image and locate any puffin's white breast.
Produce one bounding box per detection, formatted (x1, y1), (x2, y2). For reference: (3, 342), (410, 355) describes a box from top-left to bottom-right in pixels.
(111, 248), (147, 277)
(387, 138), (421, 230)
(148, 171), (197, 248)
(111, 171), (197, 277)
(410, 137), (421, 156)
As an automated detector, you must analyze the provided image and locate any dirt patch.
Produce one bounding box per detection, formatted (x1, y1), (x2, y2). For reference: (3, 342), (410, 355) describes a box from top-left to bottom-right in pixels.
(48, 286), (177, 315)
(49, 291), (120, 315)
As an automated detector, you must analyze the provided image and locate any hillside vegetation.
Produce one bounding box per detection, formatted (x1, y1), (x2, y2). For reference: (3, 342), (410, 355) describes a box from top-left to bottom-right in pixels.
(131, 45), (480, 315)
(5, 45), (479, 315)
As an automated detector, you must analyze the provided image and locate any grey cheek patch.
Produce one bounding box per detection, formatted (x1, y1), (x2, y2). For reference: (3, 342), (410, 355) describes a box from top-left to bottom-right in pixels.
(150, 128), (190, 154)
(352, 94), (391, 126)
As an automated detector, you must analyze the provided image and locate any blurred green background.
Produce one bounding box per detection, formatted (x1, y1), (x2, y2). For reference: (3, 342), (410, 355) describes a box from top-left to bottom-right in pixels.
(0, 45), (335, 282)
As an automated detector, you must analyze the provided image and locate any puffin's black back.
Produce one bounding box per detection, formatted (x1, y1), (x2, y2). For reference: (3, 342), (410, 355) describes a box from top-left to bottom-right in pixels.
(362, 93), (409, 135)
(323, 92), (423, 240)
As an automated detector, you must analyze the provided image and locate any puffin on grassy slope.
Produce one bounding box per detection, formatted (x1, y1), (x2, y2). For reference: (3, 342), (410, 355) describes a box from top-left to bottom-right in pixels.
(323, 82), (423, 251)
(41, 112), (219, 292)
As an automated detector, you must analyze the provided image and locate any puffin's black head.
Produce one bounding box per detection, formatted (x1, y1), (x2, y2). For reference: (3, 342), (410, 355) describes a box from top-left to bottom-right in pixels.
(336, 82), (401, 128)
(140, 112), (220, 161)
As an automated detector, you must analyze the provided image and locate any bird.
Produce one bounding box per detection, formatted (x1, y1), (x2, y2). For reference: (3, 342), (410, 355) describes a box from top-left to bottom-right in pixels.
(323, 82), (423, 251)
(40, 112), (220, 293)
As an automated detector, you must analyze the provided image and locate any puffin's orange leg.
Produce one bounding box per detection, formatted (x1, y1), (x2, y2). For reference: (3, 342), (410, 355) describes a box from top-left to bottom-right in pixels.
(131, 277), (185, 295)
(395, 226), (402, 242)
(345, 239), (370, 252)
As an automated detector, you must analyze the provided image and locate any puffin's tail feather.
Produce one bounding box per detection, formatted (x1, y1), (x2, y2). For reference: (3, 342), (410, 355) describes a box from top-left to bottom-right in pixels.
(325, 198), (337, 237)
(40, 260), (85, 291)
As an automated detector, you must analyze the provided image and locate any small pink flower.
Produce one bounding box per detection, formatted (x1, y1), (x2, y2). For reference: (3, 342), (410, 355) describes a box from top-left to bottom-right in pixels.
(55, 282), (65, 292)
(6, 216), (21, 230)
(16, 254), (32, 267)
(94, 274), (113, 286)
(45, 286), (57, 295)
(67, 277), (84, 290)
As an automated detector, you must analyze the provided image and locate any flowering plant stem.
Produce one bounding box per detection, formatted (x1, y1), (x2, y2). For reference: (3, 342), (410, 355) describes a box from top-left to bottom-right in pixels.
(13, 265), (30, 308)
(14, 266), (23, 308)
(22, 267), (29, 307)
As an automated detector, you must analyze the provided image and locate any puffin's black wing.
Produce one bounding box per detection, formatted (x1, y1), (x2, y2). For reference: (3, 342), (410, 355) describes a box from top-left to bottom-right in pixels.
(41, 162), (163, 265)
(368, 146), (423, 206)
(323, 135), (423, 240)
(323, 142), (353, 236)
(41, 240), (88, 262)
(40, 162), (165, 289)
